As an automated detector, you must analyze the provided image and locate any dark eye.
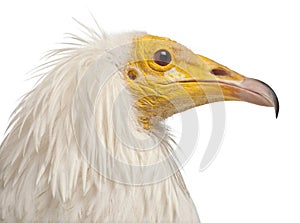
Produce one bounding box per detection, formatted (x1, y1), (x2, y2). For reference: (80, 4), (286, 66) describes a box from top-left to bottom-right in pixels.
(153, 49), (172, 66)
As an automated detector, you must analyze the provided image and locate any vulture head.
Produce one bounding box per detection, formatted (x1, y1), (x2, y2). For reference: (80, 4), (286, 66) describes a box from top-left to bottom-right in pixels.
(0, 24), (278, 222)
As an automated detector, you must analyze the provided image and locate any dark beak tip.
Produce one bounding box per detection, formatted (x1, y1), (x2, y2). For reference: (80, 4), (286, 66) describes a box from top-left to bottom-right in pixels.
(275, 102), (279, 119)
(253, 78), (279, 119)
(273, 88), (279, 119)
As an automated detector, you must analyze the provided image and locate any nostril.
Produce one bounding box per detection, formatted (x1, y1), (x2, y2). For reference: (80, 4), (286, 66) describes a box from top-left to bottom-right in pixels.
(211, 68), (231, 77)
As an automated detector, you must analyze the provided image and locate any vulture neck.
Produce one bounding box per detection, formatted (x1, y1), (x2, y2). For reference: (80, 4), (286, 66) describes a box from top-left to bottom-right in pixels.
(0, 32), (200, 222)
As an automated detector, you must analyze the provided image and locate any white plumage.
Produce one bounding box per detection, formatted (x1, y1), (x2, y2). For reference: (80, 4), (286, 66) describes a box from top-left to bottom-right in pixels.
(0, 25), (199, 222)
(0, 20), (279, 223)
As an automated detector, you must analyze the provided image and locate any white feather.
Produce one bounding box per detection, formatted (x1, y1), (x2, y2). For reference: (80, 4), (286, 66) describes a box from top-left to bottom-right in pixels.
(0, 24), (200, 222)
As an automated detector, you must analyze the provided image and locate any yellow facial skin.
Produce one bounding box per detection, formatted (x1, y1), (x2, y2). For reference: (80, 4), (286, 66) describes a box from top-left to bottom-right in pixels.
(124, 35), (279, 129)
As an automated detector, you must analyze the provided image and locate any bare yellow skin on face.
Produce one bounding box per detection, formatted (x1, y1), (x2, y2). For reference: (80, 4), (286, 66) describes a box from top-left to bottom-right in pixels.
(123, 35), (278, 129)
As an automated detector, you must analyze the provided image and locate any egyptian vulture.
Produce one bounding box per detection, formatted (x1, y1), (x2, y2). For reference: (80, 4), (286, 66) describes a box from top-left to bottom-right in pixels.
(0, 23), (279, 222)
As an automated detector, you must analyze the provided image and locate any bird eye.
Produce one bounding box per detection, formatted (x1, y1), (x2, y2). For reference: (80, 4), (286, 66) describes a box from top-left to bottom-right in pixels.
(153, 49), (172, 66)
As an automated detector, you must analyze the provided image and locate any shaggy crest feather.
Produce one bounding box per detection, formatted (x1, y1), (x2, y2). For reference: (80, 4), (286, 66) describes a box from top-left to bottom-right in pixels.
(0, 22), (199, 222)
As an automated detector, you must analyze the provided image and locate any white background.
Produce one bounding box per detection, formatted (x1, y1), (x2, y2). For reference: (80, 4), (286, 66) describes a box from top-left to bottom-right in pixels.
(0, 0), (299, 222)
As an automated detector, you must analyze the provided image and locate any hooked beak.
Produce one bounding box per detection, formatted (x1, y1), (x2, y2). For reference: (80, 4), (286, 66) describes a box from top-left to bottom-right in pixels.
(190, 55), (280, 118)
(229, 78), (279, 118)
(129, 34), (279, 130)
